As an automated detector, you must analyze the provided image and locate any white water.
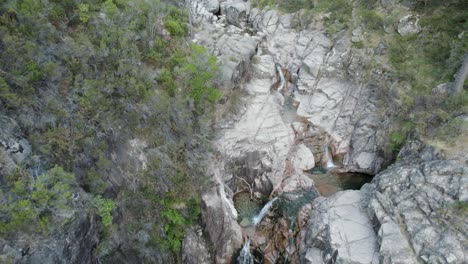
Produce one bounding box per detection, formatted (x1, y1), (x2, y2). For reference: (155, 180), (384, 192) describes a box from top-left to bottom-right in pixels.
(276, 63), (286, 92)
(324, 144), (336, 169)
(237, 240), (254, 264)
(252, 197), (278, 226)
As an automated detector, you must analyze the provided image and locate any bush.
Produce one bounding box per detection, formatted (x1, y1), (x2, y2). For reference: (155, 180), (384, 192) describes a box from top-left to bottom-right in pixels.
(360, 9), (383, 30)
(0, 77), (19, 108)
(0, 166), (76, 237)
(389, 122), (414, 154)
(164, 6), (188, 37)
(179, 44), (221, 110)
(93, 195), (115, 227)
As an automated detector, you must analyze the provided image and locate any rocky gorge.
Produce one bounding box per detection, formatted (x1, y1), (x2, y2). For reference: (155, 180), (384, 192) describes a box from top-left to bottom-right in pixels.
(185, 0), (467, 263)
(0, 0), (466, 263)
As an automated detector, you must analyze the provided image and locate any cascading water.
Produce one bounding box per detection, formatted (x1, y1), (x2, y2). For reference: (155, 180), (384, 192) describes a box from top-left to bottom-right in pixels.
(275, 63), (286, 92)
(237, 197), (279, 263)
(324, 143), (336, 169)
(252, 197), (278, 226)
(275, 63), (286, 106)
(237, 240), (254, 264)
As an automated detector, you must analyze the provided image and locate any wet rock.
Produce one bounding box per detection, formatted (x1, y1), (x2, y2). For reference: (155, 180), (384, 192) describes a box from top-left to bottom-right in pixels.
(397, 15), (421, 37)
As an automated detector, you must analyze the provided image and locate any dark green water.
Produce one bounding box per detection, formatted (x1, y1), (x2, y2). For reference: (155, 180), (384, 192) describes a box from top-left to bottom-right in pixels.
(308, 168), (373, 197)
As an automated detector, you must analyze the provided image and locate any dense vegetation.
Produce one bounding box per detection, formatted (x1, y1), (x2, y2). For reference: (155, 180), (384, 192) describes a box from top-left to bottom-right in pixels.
(0, 0), (220, 261)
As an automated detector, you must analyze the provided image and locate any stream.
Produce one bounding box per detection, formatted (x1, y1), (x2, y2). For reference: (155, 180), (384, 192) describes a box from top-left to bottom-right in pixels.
(231, 60), (375, 263)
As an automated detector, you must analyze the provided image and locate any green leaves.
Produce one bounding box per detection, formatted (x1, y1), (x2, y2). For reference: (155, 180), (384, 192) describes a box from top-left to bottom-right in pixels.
(0, 77), (19, 108)
(78, 4), (91, 23)
(0, 166), (77, 237)
(93, 195), (115, 227)
(179, 44), (221, 109)
(163, 6), (189, 37)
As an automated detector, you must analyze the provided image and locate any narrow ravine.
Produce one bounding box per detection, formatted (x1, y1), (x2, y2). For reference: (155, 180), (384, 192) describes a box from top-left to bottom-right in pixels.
(188, 0), (381, 262)
(187, 1), (467, 264)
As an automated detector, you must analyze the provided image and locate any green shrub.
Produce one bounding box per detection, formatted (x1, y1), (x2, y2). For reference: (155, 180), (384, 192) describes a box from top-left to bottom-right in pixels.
(164, 6), (188, 37)
(158, 68), (177, 97)
(0, 76), (19, 108)
(359, 9), (383, 30)
(78, 4), (91, 23)
(164, 20), (187, 37)
(0, 166), (76, 237)
(179, 44), (221, 110)
(93, 195), (115, 227)
(389, 122), (414, 153)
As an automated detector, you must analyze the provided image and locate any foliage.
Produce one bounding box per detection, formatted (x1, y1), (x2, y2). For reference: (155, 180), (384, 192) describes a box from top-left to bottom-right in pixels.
(93, 195), (115, 227)
(164, 6), (189, 37)
(0, 77), (19, 108)
(359, 9), (383, 30)
(148, 197), (201, 255)
(0, 166), (76, 237)
(179, 44), (222, 110)
(0, 0), (215, 259)
(381, 0), (468, 154)
(78, 4), (91, 23)
(389, 122), (414, 154)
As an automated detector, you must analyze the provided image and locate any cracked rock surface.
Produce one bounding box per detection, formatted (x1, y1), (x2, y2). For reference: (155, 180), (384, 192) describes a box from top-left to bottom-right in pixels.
(300, 156), (467, 264)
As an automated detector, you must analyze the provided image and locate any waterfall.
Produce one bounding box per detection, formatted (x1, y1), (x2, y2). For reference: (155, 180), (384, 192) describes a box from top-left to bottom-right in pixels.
(324, 144), (336, 169)
(237, 240), (254, 264)
(252, 197), (278, 226)
(275, 63), (286, 92)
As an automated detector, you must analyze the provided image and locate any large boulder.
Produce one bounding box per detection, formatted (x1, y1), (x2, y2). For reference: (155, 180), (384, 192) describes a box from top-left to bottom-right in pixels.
(201, 0), (220, 14)
(397, 15), (421, 37)
(221, 1), (250, 27)
(290, 144), (315, 171)
(301, 190), (378, 264)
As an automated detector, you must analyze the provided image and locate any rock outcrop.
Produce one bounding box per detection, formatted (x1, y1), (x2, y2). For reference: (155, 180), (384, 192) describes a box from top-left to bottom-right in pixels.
(301, 190), (378, 264)
(200, 163), (242, 264)
(0, 115), (31, 174)
(363, 160), (467, 264)
(300, 154), (467, 264)
(0, 209), (99, 264)
(182, 225), (211, 264)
